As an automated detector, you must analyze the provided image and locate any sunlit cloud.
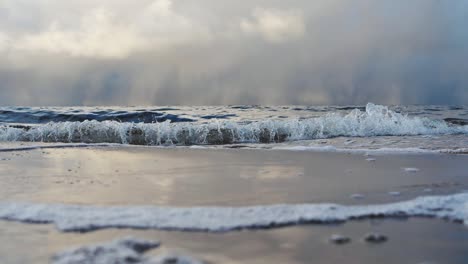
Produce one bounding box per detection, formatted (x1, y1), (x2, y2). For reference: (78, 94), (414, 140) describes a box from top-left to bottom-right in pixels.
(1, 0), (213, 59)
(240, 8), (305, 43)
(14, 8), (145, 59)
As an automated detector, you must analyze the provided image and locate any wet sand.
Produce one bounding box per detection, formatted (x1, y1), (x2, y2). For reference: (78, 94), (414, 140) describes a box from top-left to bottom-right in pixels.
(0, 145), (467, 263)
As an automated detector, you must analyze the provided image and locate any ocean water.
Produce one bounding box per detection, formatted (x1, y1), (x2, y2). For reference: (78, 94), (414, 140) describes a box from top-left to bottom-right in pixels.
(0, 103), (467, 153)
(1, 104), (468, 264)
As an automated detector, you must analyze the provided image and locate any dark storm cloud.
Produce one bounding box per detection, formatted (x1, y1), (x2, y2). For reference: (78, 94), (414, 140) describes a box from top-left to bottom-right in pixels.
(0, 0), (467, 106)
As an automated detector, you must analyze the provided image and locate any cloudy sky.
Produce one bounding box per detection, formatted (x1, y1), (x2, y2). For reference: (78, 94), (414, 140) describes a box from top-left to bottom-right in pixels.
(0, 0), (467, 105)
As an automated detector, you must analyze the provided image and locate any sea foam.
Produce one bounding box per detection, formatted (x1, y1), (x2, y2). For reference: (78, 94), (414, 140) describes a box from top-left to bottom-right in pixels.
(0, 104), (466, 146)
(52, 237), (204, 264)
(1, 193), (467, 232)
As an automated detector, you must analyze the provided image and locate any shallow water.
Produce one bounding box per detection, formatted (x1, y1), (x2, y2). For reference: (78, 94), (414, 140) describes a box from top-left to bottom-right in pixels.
(1, 147), (466, 206)
(1, 146), (467, 263)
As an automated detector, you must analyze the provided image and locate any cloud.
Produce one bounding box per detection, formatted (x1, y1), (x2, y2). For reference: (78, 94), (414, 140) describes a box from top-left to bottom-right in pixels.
(0, 0), (212, 59)
(0, 0), (467, 106)
(14, 8), (145, 59)
(240, 8), (305, 43)
(0, 32), (9, 50)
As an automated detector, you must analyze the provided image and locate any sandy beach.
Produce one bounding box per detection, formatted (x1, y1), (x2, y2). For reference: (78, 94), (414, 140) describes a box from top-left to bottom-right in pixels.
(1, 145), (467, 263)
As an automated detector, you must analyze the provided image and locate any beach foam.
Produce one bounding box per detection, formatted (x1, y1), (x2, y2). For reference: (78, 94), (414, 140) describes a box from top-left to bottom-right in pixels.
(271, 145), (460, 155)
(52, 237), (203, 264)
(403, 168), (420, 173)
(1, 193), (467, 232)
(0, 141), (466, 156)
(271, 146), (468, 155)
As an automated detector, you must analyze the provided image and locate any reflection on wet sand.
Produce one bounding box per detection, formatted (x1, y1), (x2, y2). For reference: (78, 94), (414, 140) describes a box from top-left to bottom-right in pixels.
(1, 147), (467, 206)
(0, 146), (467, 263)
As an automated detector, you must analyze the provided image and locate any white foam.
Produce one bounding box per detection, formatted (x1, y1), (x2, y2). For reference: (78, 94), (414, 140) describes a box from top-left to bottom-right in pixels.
(1, 103), (466, 146)
(53, 237), (159, 264)
(271, 145), (468, 155)
(329, 234), (351, 244)
(0, 143), (117, 152)
(52, 237), (203, 264)
(189, 145), (207, 149)
(0, 141), (466, 157)
(403, 167), (420, 173)
(272, 145), (433, 154)
(350, 194), (365, 199)
(1, 193), (467, 232)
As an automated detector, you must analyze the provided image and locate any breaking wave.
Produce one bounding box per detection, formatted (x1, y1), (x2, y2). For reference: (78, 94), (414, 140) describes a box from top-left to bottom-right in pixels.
(0, 104), (467, 146)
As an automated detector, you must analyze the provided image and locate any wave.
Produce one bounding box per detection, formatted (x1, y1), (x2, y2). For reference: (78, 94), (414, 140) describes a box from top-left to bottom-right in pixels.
(0, 108), (193, 123)
(1, 192), (467, 232)
(0, 104), (467, 145)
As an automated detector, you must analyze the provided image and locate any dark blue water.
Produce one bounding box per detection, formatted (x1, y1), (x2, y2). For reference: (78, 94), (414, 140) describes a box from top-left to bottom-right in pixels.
(0, 105), (467, 125)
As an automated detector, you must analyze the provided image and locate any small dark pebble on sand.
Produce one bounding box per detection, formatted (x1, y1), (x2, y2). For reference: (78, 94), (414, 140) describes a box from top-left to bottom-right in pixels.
(364, 233), (388, 243)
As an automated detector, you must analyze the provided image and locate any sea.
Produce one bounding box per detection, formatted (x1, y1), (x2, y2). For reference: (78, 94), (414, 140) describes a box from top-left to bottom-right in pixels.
(0, 103), (467, 153)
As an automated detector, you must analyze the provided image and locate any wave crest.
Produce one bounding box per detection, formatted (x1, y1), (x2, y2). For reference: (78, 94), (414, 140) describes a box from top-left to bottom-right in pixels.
(1, 104), (466, 145)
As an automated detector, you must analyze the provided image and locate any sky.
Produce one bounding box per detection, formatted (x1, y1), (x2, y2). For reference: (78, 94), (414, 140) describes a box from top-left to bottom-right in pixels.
(0, 0), (467, 106)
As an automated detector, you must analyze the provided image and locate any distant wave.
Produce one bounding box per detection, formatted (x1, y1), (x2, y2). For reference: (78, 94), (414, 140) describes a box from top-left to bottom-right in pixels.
(0, 108), (193, 123)
(0, 104), (467, 146)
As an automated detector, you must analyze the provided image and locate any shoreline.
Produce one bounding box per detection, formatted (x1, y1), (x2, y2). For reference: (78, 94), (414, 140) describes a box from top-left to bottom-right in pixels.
(1, 145), (467, 263)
